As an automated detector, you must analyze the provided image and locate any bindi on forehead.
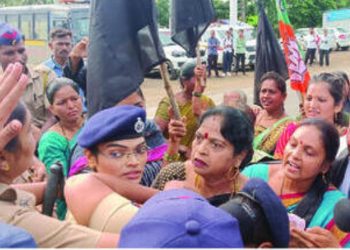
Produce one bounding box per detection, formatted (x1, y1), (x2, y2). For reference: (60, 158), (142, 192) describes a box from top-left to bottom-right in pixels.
(204, 132), (208, 139)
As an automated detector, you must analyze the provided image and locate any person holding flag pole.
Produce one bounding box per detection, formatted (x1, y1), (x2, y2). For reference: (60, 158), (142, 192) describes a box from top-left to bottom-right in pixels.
(154, 0), (216, 160)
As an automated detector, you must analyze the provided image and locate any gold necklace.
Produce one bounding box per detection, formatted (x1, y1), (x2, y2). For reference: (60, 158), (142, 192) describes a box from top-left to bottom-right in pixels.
(194, 174), (239, 197)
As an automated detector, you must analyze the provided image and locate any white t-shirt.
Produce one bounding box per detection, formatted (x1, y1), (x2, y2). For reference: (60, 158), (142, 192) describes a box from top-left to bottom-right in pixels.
(319, 34), (330, 50)
(305, 34), (318, 49)
(223, 36), (233, 53)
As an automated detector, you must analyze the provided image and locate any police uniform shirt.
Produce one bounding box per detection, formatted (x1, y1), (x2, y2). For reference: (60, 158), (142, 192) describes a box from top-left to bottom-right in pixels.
(0, 183), (103, 248)
(22, 65), (56, 128)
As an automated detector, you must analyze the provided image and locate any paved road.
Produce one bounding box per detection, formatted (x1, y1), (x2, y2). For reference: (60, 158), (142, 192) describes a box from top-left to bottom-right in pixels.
(142, 50), (350, 118)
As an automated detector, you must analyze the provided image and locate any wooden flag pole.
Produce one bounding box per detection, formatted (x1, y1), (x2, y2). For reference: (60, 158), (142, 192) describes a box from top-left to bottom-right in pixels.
(196, 46), (205, 87)
(160, 62), (181, 120)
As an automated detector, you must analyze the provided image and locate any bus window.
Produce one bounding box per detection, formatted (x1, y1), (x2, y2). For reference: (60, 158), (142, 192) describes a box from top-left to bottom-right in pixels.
(0, 15), (5, 23)
(52, 19), (69, 30)
(71, 11), (89, 42)
(51, 11), (69, 30)
(34, 13), (48, 40)
(6, 14), (19, 30)
(21, 14), (34, 40)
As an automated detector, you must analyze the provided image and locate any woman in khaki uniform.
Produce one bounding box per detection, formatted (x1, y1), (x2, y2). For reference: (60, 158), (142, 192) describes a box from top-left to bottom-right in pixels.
(64, 105), (158, 233)
(0, 62), (119, 248)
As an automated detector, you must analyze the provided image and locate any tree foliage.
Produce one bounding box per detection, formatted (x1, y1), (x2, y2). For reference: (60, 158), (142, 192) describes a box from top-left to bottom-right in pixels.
(1, 0), (350, 29)
(0, 0), (54, 7)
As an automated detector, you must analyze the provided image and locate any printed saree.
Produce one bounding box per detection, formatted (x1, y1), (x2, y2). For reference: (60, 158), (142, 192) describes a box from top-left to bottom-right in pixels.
(242, 163), (350, 247)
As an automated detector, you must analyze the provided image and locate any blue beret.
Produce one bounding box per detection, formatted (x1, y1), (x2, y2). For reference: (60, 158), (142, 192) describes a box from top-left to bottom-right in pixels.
(219, 178), (290, 247)
(0, 23), (22, 46)
(78, 105), (146, 148)
(241, 178), (290, 247)
(119, 189), (243, 248)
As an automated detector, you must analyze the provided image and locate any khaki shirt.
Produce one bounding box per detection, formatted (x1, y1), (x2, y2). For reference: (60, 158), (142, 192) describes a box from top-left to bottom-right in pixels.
(22, 65), (56, 128)
(0, 184), (103, 248)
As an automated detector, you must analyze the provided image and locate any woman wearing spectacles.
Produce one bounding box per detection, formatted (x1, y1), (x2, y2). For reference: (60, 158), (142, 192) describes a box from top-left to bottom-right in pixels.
(64, 105), (156, 233)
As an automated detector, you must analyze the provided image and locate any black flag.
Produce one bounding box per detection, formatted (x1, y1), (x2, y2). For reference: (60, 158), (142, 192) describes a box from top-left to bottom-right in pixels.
(171, 0), (216, 57)
(254, 6), (288, 105)
(87, 0), (166, 116)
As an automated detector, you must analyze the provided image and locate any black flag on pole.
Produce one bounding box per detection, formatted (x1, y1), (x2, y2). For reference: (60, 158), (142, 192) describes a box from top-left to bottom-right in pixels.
(171, 0), (216, 57)
(87, 0), (166, 116)
(254, 6), (288, 105)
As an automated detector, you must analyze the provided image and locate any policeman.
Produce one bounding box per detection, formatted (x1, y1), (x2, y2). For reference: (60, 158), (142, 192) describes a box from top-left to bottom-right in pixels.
(0, 23), (56, 129)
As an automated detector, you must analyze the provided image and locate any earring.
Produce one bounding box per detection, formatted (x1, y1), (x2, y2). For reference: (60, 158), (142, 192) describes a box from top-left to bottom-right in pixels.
(87, 159), (97, 171)
(322, 173), (328, 184)
(1, 163), (10, 172)
(334, 112), (340, 124)
(228, 165), (240, 196)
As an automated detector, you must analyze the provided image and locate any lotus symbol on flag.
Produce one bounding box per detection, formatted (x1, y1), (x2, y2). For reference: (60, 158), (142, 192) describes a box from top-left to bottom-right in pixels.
(286, 38), (306, 83)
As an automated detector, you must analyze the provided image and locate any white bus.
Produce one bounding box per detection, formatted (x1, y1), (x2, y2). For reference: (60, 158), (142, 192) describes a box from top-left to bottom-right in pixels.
(0, 4), (89, 63)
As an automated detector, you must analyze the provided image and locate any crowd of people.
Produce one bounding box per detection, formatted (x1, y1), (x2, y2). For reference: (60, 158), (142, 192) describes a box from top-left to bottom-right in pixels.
(0, 20), (350, 248)
(207, 28), (247, 78)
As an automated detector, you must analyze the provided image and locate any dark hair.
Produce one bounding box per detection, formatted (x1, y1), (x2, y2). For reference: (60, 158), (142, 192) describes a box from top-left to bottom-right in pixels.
(199, 106), (254, 169)
(46, 77), (80, 105)
(259, 71), (287, 95)
(4, 102), (27, 152)
(220, 194), (272, 247)
(299, 118), (339, 164)
(309, 73), (344, 107)
(50, 28), (72, 40)
(292, 118), (339, 226)
(333, 71), (350, 87)
(136, 88), (145, 101)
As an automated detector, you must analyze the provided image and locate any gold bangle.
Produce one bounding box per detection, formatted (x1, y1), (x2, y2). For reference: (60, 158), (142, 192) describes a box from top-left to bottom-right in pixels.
(163, 152), (180, 162)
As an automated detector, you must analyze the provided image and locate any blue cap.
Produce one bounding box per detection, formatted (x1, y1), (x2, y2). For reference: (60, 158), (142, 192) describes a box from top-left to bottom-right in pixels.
(78, 105), (146, 148)
(0, 23), (22, 46)
(220, 178), (290, 247)
(119, 188), (243, 248)
(0, 223), (37, 248)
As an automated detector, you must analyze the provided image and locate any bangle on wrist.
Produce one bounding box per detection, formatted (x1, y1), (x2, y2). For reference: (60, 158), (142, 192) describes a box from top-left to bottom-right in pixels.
(192, 92), (202, 97)
(163, 152), (180, 162)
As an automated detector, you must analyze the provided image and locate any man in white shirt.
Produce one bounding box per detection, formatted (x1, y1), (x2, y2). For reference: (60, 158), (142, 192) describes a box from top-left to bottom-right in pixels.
(319, 28), (330, 66)
(304, 27), (319, 66)
(222, 30), (234, 77)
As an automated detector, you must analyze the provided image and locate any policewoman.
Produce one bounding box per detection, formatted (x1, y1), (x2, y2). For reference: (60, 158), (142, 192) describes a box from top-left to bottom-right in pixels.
(64, 105), (153, 233)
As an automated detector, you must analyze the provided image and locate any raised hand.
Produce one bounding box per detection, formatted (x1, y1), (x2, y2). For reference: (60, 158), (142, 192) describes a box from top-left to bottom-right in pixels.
(0, 63), (28, 151)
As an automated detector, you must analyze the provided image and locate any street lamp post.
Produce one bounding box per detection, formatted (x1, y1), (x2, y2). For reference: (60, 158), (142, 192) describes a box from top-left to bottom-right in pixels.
(229, 0), (238, 27)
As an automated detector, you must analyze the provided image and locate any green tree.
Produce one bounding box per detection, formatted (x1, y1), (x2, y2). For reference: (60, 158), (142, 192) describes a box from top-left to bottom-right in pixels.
(156, 0), (169, 28)
(0, 0), (54, 7)
(213, 0), (229, 20)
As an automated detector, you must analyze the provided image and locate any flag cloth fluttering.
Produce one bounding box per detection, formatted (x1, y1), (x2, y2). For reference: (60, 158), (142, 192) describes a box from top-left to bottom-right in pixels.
(254, 4), (289, 105)
(171, 0), (216, 57)
(87, 0), (166, 116)
(276, 0), (310, 94)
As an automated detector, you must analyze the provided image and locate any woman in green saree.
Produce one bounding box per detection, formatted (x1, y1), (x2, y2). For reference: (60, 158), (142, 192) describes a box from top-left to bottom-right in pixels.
(38, 77), (84, 219)
(244, 118), (350, 248)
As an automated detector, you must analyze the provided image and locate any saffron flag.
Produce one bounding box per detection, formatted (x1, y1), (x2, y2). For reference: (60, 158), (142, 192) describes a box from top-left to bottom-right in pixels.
(171, 0), (216, 57)
(254, 6), (289, 105)
(276, 0), (310, 93)
(87, 0), (166, 116)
